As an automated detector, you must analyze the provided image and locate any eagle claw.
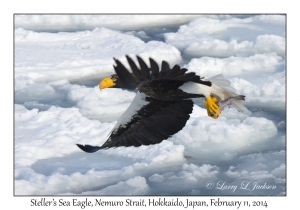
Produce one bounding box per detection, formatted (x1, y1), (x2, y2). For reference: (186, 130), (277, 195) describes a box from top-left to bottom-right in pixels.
(204, 95), (220, 119)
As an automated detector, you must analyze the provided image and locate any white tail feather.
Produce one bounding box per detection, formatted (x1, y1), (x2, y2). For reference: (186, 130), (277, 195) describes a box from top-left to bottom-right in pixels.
(206, 74), (236, 94)
(206, 74), (250, 113)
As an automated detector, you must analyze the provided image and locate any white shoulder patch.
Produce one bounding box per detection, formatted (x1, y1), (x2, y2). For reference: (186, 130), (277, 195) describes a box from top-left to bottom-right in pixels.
(111, 91), (149, 134)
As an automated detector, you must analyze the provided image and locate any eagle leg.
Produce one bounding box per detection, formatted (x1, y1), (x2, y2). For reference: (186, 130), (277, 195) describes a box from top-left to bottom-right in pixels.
(204, 95), (220, 119)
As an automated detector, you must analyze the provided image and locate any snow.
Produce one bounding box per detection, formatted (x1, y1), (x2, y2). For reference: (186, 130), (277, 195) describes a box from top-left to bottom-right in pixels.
(164, 15), (285, 58)
(15, 15), (202, 32)
(15, 27), (182, 84)
(185, 53), (283, 77)
(14, 14), (286, 196)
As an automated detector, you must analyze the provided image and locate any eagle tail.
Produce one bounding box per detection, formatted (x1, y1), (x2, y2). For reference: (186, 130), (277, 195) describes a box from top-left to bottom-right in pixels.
(207, 74), (250, 113)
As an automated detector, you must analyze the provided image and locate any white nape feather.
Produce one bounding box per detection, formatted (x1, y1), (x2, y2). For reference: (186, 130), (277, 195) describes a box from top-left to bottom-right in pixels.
(179, 74), (250, 113)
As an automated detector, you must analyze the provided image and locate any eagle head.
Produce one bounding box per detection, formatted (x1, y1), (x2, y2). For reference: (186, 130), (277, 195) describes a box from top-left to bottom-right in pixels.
(99, 74), (123, 90)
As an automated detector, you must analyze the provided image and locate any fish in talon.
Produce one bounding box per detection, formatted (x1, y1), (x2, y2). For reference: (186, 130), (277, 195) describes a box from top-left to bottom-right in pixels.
(209, 94), (246, 118)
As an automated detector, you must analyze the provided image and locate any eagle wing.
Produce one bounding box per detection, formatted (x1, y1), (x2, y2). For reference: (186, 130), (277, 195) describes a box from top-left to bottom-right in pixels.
(113, 55), (211, 90)
(77, 92), (193, 153)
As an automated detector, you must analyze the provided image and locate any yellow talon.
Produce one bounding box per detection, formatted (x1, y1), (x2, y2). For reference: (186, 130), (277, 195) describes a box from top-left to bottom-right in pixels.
(204, 95), (220, 119)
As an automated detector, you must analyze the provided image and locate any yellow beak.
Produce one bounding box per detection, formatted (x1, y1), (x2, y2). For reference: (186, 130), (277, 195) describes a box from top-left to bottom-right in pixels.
(99, 78), (115, 90)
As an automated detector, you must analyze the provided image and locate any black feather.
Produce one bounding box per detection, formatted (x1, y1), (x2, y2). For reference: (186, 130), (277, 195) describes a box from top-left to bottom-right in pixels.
(159, 61), (171, 77)
(113, 58), (137, 89)
(126, 55), (142, 80)
(76, 144), (101, 153)
(96, 98), (194, 149)
(137, 56), (151, 79)
(149, 57), (159, 78)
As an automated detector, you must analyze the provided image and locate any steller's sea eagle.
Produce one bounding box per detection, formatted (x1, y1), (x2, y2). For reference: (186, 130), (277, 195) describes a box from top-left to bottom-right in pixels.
(76, 55), (248, 153)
